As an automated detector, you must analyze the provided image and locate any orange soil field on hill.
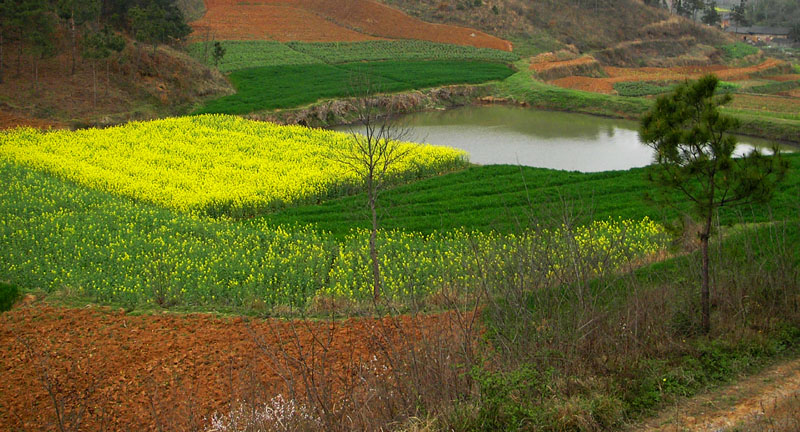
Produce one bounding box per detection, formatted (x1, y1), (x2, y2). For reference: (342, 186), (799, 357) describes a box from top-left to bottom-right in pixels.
(191, 0), (511, 51)
(545, 59), (791, 94)
(765, 74), (800, 82)
(0, 303), (465, 431)
(550, 76), (616, 94)
(529, 56), (596, 73)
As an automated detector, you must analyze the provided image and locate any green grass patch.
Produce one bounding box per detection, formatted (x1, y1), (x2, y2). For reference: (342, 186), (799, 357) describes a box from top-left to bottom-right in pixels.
(742, 79), (800, 95)
(615, 81), (740, 97)
(188, 41), (319, 72)
(614, 81), (676, 97)
(497, 69), (652, 117)
(287, 40), (519, 65)
(261, 154), (800, 236)
(0, 281), (18, 312)
(721, 42), (760, 60)
(194, 60), (515, 114)
(188, 40), (519, 73)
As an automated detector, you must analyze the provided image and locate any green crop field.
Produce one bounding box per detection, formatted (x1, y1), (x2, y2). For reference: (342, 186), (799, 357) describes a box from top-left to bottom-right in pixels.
(721, 42), (760, 60)
(742, 79), (800, 95)
(194, 61), (515, 115)
(0, 161), (665, 311)
(188, 40), (519, 72)
(261, 154), (800, 236)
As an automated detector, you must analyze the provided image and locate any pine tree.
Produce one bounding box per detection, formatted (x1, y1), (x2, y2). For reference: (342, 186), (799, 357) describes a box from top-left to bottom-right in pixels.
(640, 75), (788, 334)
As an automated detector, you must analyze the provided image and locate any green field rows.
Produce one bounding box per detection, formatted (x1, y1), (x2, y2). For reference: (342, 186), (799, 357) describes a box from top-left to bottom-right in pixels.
(188, 40), (520, 72)
(261, 155), (800, 236)
(194, 61), (515, 114)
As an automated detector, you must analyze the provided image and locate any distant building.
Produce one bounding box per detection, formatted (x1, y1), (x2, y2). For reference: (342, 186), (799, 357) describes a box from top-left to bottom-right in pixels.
(720, 12), (731, 29)
(725, 26), (791, 43)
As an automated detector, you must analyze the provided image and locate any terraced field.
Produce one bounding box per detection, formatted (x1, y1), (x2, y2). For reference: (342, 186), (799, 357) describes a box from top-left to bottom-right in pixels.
(188, 40), (520, 72)
(262, 156), (800, 236)
(191, 0), (511, 51)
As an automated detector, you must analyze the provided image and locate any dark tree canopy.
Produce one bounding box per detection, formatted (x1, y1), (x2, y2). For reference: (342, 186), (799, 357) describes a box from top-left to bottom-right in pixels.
(129, 0), (191, 50)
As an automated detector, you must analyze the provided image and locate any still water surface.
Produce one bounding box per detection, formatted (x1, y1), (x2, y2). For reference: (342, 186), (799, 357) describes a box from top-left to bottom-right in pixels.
(336, 105), (785, 172)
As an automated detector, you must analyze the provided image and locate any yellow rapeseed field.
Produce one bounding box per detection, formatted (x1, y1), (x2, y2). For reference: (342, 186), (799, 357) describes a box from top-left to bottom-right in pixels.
(0, 115), (467, 217)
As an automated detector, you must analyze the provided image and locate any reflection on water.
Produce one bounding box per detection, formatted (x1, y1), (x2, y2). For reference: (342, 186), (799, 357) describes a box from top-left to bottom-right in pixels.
(334, 105), (787, 172)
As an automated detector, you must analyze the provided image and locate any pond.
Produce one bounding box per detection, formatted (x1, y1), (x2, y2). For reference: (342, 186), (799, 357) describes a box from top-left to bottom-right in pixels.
(335, 105), (787, 172)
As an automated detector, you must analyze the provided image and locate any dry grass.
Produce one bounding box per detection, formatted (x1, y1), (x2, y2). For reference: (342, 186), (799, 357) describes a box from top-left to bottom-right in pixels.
(727, 394), (800, 432)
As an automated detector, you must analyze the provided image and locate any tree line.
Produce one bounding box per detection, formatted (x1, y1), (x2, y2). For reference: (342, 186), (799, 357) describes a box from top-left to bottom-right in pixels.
(644, 0), (799, 38)
(0, 0), (191, 96)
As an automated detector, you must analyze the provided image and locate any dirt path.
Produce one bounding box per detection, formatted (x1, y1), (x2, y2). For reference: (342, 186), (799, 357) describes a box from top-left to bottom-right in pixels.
(636, 356), (800, 431)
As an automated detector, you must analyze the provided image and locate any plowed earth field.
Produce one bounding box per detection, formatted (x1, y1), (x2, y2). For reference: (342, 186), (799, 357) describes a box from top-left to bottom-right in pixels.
(191, 0), (512, 51)
(0, 302), (463, 431)
(545, 58), (791, 95)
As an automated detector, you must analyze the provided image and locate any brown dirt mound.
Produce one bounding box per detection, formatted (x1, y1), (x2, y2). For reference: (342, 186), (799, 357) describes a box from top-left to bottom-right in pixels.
(530, 56), (596, 73)
(530, 56), (604, 81)
(0, 303), (459, 431)
(0, 110), (64, 130)
(191, 0), (511, 51)
(765, 74), (800, 82)
(550, 76), (615, 94)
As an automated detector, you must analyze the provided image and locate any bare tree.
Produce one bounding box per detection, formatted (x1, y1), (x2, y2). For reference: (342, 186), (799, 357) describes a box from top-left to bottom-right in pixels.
(332, 74), (411, 302)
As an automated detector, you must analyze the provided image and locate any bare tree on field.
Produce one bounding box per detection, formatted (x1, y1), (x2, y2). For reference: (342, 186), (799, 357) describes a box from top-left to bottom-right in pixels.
(331, 73), (411, 302)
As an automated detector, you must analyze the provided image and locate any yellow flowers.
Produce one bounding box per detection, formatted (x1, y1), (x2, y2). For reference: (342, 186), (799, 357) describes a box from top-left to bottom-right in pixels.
(0, 115), (467, 218)
(1, 157), (668, 309)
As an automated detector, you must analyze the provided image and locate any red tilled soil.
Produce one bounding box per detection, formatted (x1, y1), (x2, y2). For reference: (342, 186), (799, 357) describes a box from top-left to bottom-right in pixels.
(763, 74), (800, 82)
(0, 302), (458, 431)
(550, 76), (616, 94)
(191, 0), (512, 51)
(192, 2), (381, 42)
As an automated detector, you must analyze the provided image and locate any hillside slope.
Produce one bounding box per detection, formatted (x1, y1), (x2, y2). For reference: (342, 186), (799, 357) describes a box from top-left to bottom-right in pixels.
(0, 38), (232, 129)
(381, 0), (730, 65)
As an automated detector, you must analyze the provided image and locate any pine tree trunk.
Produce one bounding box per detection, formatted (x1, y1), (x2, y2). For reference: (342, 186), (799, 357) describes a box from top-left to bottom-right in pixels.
(106, 59), (110, 96)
